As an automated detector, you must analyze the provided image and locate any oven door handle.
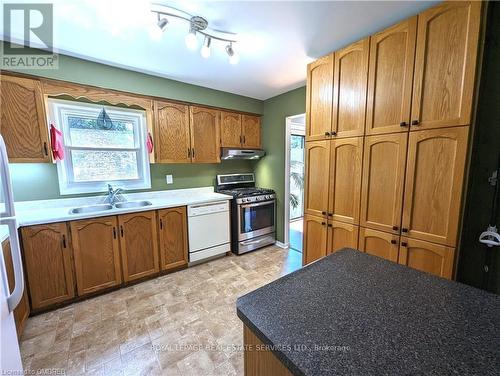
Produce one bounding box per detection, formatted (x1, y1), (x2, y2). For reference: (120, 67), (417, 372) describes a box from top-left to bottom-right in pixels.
(240, 200), (275, 209)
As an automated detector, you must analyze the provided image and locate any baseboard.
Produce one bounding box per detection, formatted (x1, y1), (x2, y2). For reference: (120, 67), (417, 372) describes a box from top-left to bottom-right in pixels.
(275, 241), (289, 249)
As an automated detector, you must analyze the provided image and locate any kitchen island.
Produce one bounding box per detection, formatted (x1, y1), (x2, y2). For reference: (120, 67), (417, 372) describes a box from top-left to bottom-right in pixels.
(236, 249), (500, 375)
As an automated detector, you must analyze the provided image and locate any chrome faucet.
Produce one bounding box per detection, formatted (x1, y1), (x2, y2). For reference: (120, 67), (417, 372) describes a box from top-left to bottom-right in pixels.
(105, 184), (124, 205)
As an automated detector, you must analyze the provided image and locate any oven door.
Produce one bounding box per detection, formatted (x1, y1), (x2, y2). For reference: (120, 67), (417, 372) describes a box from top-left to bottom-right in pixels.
(237, 200), (275, 241)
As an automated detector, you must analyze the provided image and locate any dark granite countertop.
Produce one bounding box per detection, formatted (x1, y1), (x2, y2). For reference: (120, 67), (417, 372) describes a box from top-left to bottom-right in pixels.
(236, 249), (500, 375)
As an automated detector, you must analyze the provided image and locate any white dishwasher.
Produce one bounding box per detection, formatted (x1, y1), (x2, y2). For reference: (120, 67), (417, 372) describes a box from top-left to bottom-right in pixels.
(188, 201), (231, 262)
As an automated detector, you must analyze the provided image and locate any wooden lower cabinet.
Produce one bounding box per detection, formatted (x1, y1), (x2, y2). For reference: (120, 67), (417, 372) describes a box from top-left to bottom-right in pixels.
(118, 211), (159, 282)
(70, 216), (122, 296)
(398, 237), (455, 279)
(327, 221), (358, 254)
(303, 214), (328, 265)
(158, 207), (188, 271)
(2, 238), (30, 337)
(21, 223), (75, 310)
(358, 227), (399, 262)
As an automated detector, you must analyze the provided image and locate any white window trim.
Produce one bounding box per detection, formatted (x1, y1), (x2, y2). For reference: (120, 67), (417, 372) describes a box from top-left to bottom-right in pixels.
(49, 99), (151, 195)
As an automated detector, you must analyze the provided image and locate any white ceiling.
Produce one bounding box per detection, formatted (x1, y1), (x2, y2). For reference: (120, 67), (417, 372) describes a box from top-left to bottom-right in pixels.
(4, 0), (439, 100)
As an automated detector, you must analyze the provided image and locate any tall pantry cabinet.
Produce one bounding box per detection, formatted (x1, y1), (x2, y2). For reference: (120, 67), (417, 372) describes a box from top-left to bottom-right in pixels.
(303, 1), (482, 279)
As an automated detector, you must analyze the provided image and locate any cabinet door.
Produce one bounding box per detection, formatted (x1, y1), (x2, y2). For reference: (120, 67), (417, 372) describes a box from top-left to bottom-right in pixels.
(303, 214), (328, 265)
(360, 133), (407, 234)
(0, 75), (50, 162)
(328, 137), (363, 224)
(304, 141), (330, 218)
(327, 221), (358, 255)
(358, 227), (399, 262)
(411, 1), (481, 130)
(118, 211), (159, 282)
(190, 106), (221, 163)
(366, 17), (417, 135)
(306, 53), (334, 141)
(399, 237), (454, 279)
(242, 115), (261, 149)
(402, 127), (468, 246)
(70, 216), (122, 296)
(332, 38), (369, 138)
(21, 223), (75, 309)
(154, 101), (191, 163)
(2, 238), (30, 336)
(221, 112), (242, 147)
(158, 207), (188, 271)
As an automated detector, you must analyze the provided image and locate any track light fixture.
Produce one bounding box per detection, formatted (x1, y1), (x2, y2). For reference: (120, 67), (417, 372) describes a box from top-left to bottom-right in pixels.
(151, 5), (239, 63)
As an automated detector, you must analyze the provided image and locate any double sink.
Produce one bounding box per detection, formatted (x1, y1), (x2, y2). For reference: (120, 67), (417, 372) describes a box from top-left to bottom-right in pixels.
(70, 200), (152, 214)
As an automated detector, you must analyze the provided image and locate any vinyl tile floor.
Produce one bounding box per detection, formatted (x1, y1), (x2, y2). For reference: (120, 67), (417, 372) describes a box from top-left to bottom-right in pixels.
(20, 246), (302, 375)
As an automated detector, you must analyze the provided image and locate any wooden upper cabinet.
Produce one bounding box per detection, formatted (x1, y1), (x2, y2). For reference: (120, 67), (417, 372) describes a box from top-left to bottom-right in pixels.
(332, 38), (369, 138)
(411, 1), (481, 130)
(154, 101), (191, 163)
(190, 106), (221, 163)
(21, 223), (74, 310)
(0, 75), (50, 162)
(242, 115), (261, 149)
(304, 140), (330, 218)
(158, 207), (188, 271)
(328, 137), (363, 224)
(327, 221), (358, 255)
(70, 216), (122, 296)
(118, 211), (159, 282)
(221, 112), (242, 147)
(303, 214), (328, 265)
(306, 53), (334, 141)
(402, 127), (469, 246)
(360, 133), (408, 234)
(399, 237), (455, 279)
(358, 227), (399, 263)
(366, 17), (417, 135)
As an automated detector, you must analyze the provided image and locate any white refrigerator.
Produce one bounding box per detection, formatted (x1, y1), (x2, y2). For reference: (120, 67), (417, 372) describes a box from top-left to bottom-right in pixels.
(0, 134), (24, 372)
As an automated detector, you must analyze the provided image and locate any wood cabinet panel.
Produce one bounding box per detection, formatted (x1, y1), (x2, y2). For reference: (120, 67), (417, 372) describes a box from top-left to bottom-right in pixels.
(70, 216), (122, 296)
(306, 53), (334, 141)
(411, 1), (481, 130)
(366, 17), (417, 135)
(190, 106), (221, 163)
(302, 214), (328, 265)
(242, 115), (261, 149)
(221, 112), (242, 147)
(2, 238), (30, 337)
(328, 137), (363, 224)
(398, 237), (454, 279)
(360, 133), (407, 234)
(0, 75), (50, 162)
(402, 127), (468, 246)
(332, 38), (369, 138)
(358, 227), (399, 262)
(154, 101), (191, 163)
(327, 221), (358, 255)
(158, 207), (188, 271)
(21, 223), (75, 309)
(304, 141), (330, 218)
(118, 211), (159, 282)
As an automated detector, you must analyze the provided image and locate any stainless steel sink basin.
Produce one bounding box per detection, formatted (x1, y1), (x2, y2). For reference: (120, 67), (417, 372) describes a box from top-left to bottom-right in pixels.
(114, 200), (152, 209)
(69, 204), (113, 214)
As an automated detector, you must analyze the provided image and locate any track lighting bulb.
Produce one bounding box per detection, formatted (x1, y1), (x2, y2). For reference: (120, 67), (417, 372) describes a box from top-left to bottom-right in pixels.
(226, 43), (239, 65)
(201, 36), (211, 58)
(157, 16), (168, 31)
(185, 25), (198, 50)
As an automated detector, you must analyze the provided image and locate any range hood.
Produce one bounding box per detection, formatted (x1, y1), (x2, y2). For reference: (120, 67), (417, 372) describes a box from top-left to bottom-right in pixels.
(221, 148), (265, 160)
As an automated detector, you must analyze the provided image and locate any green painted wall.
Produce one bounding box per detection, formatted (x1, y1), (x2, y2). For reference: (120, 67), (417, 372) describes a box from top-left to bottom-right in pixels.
(255, 86), (306, 243)
(6, 51), (263, 201)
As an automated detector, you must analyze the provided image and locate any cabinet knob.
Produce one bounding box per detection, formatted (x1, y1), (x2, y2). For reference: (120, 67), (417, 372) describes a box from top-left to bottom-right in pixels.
(187, 148), (191, 158)
(392, 226), (399, 231)
(160, 219), (163, 229)
(43, 142), (49, 156)
(120, 225), (124, 237)
(324, 132), (330, 136)
(411, 120), (419, 126)
(401, 228), (408, 233)
(321, 211), (327, 215)
(401, 242), (408, 247)
(62, 234), (66, 248)
(331, 131), (337, 136)
(399, 122), (407, 127)
(327, 224), (332, 227)
(390, 239), (397, 245)
(113, 227), (117, 239)
(321, 222), (326, 226)
(328, 213), (333, 217)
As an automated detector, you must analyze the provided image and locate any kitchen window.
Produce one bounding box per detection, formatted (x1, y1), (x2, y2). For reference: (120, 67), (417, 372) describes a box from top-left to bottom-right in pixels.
(49, 99), (151, 195)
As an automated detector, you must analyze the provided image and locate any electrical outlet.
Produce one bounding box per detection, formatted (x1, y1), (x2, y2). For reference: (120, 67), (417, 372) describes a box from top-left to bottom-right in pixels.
(166, 175), (173, 184)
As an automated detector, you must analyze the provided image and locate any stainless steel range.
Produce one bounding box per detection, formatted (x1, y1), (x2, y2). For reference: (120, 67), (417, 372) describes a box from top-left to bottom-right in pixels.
(216, 173), (276, 254)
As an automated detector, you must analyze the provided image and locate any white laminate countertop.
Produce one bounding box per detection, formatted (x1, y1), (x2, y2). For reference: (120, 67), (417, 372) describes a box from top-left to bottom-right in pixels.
(8, 187), (232, 232)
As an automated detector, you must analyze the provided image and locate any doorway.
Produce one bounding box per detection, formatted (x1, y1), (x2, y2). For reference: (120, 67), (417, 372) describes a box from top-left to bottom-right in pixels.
(284, 114), (305, 253)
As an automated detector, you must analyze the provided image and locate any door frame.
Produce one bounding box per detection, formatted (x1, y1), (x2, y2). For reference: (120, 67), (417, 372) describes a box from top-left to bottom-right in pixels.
(284, 113), (306, 248)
